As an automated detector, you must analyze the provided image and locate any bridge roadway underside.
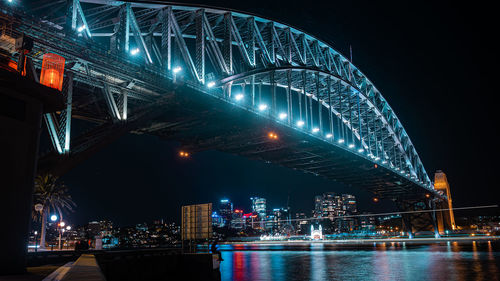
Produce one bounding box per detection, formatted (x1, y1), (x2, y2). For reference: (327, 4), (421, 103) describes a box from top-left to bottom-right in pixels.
(126, 83), (429, 201)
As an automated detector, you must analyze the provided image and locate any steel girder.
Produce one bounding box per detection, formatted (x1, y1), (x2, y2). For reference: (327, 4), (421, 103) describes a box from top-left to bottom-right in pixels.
(1, 1), (433, 192)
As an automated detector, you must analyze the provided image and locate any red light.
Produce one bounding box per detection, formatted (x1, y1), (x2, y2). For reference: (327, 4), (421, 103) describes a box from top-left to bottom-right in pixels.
(374, 164), (378, 168)
(40, 53), (65, 91)
(8, 60), (17, 70)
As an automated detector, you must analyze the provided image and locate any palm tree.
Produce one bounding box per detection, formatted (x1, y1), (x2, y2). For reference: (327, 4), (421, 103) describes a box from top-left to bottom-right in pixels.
(32, 174), (75, 249)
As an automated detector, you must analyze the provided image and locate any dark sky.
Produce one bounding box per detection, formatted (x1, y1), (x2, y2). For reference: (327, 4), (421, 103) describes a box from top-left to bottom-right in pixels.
(59, 0), (498, 226)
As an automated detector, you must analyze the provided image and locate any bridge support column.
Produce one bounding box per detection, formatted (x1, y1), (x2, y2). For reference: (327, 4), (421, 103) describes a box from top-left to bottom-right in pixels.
(401, 213), (414, 239)
(0, 69), (63, 275)
(428, 199), (440, 238)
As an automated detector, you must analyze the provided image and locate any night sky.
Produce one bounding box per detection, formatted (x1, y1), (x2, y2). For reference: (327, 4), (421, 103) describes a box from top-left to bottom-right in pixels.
(57, 1), (498, 226)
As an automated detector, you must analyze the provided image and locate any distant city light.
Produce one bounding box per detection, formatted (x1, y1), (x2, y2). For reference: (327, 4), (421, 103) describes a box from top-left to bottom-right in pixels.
(338, 139), (344, 144)
(296, 120), (305, 127)
(278, 112), (287, 120)
(130, 48), (140, 55)
(34, 231), (38, 235)
(207, 81), (216, 88)
(77, 25), (85, 33)
(373, 197), (379, 203)
(59, 221), (65, 227)
(172, 66), (182, 73)
(179, 151), (190, 158)
(312, 127), (319, 133)
(66, 226), (71, 230)
(348, 144), (355, 148)
(258, 104), (268, 111)
(50, 215), (57, 222)
(325, 133), (333, 138)
(220, 199), (229, 203)
(234, 93), (244, 101)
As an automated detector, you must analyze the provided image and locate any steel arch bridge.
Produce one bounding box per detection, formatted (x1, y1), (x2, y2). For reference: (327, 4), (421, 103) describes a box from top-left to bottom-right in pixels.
(0, 0), (440, 201)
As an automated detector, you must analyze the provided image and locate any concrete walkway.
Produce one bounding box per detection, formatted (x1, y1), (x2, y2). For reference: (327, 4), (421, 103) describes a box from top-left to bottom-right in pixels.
(42, 255), (105, 281)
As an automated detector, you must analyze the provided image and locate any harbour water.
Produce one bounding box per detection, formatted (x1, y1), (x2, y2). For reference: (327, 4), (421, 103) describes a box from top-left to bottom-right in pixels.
(218, 241), (500, 281)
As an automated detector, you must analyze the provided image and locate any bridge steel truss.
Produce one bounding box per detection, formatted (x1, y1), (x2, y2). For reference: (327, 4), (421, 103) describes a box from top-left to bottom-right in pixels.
(1, 0), (437, 197)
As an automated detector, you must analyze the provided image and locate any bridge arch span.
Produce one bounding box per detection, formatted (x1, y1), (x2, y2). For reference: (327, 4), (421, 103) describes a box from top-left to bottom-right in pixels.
(4, 0), (436, 196)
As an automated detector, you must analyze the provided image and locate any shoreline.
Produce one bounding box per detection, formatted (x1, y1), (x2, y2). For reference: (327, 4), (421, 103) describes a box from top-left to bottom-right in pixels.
(218, 236), (499, 245)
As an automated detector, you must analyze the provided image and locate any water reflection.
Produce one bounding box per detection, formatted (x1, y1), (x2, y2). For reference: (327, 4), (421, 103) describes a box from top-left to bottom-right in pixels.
(219, 241), (500, 281)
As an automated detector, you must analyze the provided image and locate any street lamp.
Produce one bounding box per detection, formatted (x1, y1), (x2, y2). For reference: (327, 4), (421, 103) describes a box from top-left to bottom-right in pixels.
(34, 231), (38, 253)
(58, 221), (65, 250)
(50, 215), (58, 222)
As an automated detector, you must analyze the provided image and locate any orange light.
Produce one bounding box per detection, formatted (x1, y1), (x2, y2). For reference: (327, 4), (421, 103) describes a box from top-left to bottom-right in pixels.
(373, 197), (379, 203)
(179, 151), (190, 158)
(8, 59), (17, 70)
(425, 193), (430, 198)
(374, 164), (378, 168)
(268, 132), (278, 140)
(40, 53), (65, 91)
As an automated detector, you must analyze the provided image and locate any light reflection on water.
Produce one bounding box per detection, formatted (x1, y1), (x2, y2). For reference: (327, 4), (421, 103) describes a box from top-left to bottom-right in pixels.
(219, 241), (500, 281)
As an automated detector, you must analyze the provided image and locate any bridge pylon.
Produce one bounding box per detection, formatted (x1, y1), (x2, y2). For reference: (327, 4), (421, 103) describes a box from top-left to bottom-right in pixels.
(433, 170), (456, 234)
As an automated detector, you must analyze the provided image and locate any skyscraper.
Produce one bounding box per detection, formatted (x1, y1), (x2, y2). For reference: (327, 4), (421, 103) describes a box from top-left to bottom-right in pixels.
(250, 197), (266, 218)
(313, 192), (358, 232)
(219, 199), (233, 226)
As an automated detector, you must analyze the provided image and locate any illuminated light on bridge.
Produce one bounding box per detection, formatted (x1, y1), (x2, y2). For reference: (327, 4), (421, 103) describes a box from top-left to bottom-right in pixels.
(258, 104), (268, 111)
(234, 93), (244, 101)
(77, 25), (85, 33)
(172, 66), (182, 74)
(312, 127), (320, 133)
(373, 197), (379, 203)
(374, 164), (378, 168)
(358, 148), (364, 153)
(40, 53), (65, 91)
(296, 120), (305, 127)
(130, 48), (140, 55)
(278, 112), (287, 120)
(268, 132), (278, 140)
(348, 144), (355, 148)
(207, 81), (216, 88)
(325, 133), (333, 138)
(179, 151), (190, 158)
(338, 139), (345, 144)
